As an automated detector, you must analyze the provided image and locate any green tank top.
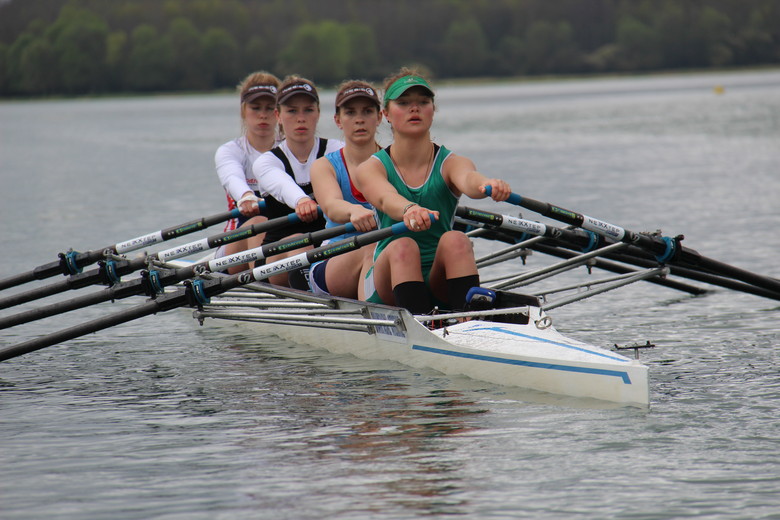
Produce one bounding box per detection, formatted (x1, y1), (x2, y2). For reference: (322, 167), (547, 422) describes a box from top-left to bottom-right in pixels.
(373, 144), (459, 277)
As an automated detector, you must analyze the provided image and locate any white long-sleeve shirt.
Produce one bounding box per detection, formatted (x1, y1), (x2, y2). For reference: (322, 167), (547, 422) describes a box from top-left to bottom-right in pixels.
(251, 137), (344, 209)
(215, 135), (281, 201)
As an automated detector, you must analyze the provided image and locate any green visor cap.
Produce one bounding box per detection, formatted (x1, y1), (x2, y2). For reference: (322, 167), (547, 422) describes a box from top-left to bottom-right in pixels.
(384, 76), (434, 103)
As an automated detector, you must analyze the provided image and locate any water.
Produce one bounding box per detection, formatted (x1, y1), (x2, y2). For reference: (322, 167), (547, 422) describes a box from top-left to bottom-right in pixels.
(1, 70), (779, 519)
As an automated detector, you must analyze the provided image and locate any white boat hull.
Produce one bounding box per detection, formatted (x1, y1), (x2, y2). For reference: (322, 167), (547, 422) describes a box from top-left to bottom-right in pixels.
(193, 285), (649, 407)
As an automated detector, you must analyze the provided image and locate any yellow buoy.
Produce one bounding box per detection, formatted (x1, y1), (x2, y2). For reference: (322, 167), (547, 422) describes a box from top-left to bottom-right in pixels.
(713, 85), (725, 95)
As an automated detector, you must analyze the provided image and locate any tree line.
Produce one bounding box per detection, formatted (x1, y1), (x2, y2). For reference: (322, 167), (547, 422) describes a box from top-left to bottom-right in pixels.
(1, 0), (778, 97)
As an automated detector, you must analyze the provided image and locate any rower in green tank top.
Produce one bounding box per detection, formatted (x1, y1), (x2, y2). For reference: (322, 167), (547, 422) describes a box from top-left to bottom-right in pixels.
(355, 68), (512, 315)
(371, 143), (457, 278)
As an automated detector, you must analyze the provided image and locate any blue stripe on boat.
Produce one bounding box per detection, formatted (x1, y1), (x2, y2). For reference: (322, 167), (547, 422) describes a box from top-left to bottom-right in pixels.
(411, 344), (633, 384)
(464, 325), (630, 363)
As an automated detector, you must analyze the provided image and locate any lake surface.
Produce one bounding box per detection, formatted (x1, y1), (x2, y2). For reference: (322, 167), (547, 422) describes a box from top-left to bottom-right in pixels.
(1, 69), (779, 519)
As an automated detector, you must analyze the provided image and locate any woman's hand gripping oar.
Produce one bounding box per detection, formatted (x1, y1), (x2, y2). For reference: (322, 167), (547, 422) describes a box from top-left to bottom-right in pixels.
(0, 218), (429, 362)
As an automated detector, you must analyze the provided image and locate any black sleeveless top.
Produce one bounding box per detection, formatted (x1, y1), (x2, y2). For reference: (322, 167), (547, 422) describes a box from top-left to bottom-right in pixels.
(261, 138), (328, 246)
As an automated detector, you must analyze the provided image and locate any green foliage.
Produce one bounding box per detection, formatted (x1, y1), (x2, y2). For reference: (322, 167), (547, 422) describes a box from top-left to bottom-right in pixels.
(616, 16), (662, 70)
(524, 21), (580, 74)
(439, 19), (490, 77)
(202, 27), (240, 88)
(17, 37), (58, 94)
(47, 6), (110, 93)
(277, 20), (350, 84)
(126, 24), (174, 91)
(0, 43), (8, 92)
(1, 0), (779, 97)
(167, 17), (208, 90)
(342, 23), (380, 78)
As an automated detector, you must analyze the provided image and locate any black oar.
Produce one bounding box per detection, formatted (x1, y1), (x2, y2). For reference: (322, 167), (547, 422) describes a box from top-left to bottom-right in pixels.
(0, 204), (262, 292)
(464, 224), (707, 296)
(0, 209), (295, 311)
(600, 248), (780, 301)
(0, 220), (356, 329)
(487, 188), (780, 295)
(460, 205), (779, 300)
(0, 221), (413, 362)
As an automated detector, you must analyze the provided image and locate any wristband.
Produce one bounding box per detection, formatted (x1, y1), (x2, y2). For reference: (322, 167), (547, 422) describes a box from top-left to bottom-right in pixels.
(402, 202), (418, 215)
(237, 193), (260, 206)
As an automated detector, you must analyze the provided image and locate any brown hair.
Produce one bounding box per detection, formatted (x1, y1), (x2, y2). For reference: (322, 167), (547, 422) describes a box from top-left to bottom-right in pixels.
(334, 79), (381, 114)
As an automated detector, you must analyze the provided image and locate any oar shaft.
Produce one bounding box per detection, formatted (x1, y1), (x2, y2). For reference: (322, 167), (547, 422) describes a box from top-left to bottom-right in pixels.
(0, 211), (299, 312)
(0, 208), (244, 292)
(247, 221), (410, 283)
(492, 189), (780, 296)
(113, 207), (252, 254)
(204, 221), (356, 273)
(530, 243), (707, 295)
(0, 292), (184, 362)
(0, 256), (147, 311)
(0, 221), (413, 362)
(0, 274), (165, 330)
(155, 209), (298, 263)
(0, 221), (357, 329)
(605, 249), (780, 301)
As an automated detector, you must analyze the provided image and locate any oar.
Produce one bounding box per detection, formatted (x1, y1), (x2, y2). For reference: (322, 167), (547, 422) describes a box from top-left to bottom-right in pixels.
(486, 188), (780, 296)
(0, 220), (355, 329)
(598, 248), (780, 301)
(0, 209), (296, 311)
(456, 206), (597, 251)
(457, 206), (708, 295)
(460, 205), (780, 300)
(0, 204), (264, 292)
(0, 220), (415, 362)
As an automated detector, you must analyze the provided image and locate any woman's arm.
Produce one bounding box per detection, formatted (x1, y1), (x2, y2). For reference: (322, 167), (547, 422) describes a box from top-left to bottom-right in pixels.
(443, 154), (511, 202)
(311, 157), (376, 232)
(252, 151), (319, 222)
(215, 142), (260, 216)
(355, 157), (439, 231)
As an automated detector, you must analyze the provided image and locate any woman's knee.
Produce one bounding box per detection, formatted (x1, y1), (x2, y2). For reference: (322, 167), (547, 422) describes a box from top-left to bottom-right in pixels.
(385, 237), (422, 262)
(438, 231), (474, 256)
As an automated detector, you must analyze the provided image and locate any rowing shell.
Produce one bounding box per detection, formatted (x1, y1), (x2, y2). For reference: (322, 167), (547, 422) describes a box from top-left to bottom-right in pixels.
(189, 281), (649, 407)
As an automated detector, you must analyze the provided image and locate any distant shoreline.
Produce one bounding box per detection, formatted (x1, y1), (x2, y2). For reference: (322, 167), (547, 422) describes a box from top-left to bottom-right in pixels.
(2, 65), (780, 103)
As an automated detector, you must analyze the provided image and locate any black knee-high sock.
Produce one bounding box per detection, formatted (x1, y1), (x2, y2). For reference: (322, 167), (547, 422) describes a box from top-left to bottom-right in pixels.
(447, 274), (480, 311)
(392, 281), (432, 314)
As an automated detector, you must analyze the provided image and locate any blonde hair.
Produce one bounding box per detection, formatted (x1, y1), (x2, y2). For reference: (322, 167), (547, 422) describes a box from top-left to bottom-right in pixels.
(237, 71), (280, 135)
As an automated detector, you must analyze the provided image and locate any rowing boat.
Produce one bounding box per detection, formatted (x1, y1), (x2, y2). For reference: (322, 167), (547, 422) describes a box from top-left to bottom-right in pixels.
(184, 277), (650, 407)
(4, 193), (776, 409)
